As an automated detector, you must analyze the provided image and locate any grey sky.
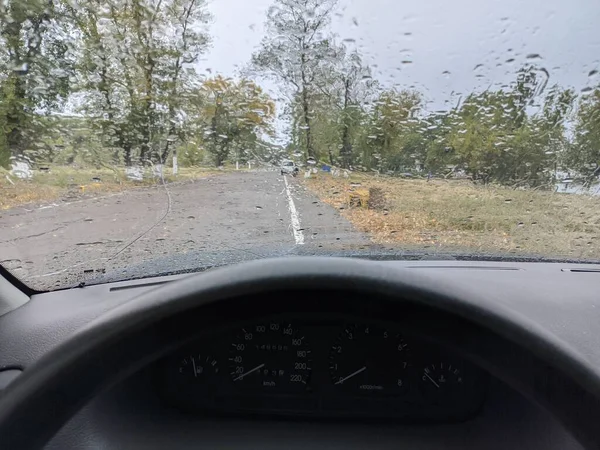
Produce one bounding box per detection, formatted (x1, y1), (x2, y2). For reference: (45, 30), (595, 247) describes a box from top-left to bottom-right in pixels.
(204, 0), (600, 113)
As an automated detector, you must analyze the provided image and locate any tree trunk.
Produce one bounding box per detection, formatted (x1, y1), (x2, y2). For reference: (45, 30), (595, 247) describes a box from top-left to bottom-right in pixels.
(301, 87), (313, 159)
(139, 141), (149, 165)
(340, 125), (351, 168)
(140, 62), (154, 165)
(124, 144), (132, 167)
(2, 18), (22, 162)
(132, 0), (155, 165)
(161, 140), (172, 164)
(300, 52), (314, 160)
(340, 79), (352, 168)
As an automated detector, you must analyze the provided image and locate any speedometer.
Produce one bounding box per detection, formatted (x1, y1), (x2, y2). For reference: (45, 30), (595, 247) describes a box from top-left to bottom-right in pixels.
(229, 322), (312, 391)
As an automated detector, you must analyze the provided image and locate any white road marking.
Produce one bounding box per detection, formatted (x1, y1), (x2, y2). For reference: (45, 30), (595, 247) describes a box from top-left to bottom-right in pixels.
(283, 175), (304, 245)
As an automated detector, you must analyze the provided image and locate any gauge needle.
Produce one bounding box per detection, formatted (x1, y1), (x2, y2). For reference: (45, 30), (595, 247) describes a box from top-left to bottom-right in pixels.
(335, 366), (367, 385)
(424, 372), (440, 388)
(233, 363), (265, 381)
(191, 356), (198, 378)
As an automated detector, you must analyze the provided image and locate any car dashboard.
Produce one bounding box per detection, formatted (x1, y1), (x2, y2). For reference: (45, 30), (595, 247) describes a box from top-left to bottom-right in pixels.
(159, 317), (487, 421)
(0, 259), (596, 449)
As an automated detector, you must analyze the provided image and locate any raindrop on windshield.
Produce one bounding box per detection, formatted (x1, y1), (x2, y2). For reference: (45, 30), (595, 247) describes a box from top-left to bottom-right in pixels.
(526, 53), (542, 60)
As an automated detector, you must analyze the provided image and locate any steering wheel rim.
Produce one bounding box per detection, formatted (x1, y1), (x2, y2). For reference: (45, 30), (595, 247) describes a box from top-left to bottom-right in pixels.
(0, 257), (598, 449)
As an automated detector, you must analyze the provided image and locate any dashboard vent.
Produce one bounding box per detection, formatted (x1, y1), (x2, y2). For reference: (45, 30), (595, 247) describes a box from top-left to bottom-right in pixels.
(561, 268), (600, 273)
(109, 280), (171, 292)
(407, 266), (522, 271)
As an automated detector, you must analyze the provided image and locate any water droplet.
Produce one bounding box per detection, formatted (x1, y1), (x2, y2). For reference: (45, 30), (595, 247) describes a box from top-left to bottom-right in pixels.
(526, 53), (542, 60)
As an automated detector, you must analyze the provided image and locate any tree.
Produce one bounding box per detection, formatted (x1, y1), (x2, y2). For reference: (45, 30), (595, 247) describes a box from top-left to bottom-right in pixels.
(65, 0), (211, 166)
(566, 88), (600, 184)
(0, 0), (75, 167)
(365, 89), (422, 171)
(310, 46), (375, 167)
(251, 0), (338, 160)
(426, 67), (573, 186)
(190, 76), (275, 166)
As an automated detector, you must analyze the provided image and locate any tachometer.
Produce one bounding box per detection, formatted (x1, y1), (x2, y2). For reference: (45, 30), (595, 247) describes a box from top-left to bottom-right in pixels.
(329, 324), (411, 394)
(229, 322), (311, 391)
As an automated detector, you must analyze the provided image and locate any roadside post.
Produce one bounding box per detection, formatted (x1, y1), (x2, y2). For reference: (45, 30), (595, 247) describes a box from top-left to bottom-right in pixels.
(172, 149), (178, 176)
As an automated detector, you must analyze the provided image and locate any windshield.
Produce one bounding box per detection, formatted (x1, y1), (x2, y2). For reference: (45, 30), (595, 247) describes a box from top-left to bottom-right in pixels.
(1, 0), (599, 291)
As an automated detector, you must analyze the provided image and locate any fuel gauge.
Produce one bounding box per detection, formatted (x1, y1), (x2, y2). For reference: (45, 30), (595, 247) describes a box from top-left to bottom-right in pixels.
(177, 354), (219, 381)
(420, 361), (465, 403)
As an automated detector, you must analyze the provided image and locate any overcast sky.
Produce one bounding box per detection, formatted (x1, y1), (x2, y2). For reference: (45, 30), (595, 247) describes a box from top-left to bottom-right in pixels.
(202, 0), (600, 114)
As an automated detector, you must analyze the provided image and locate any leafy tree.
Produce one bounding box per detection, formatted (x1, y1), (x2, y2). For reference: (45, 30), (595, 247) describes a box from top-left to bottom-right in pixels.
(430, 68), (574, 186)
(309, 47), (375, 167)
(0, 0), (75, 167)
(64, 0), (211, 166)
(251, 0), (338, 160)
(364, 89), (422, 171)
(190, 76), (275, 166)
(566, 88), (600, 184)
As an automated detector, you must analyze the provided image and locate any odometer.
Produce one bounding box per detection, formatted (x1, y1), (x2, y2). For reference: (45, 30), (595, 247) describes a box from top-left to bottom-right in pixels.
(229, 322), (311, 391)
(329, 324), (411, 394)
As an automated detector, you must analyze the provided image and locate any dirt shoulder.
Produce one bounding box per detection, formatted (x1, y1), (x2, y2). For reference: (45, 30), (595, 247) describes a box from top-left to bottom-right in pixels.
(302, 173), (600, 260)
(0, 166), (223, 210)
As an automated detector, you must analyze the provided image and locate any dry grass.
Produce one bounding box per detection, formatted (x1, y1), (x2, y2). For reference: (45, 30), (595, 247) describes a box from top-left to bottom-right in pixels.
(0, 165), (221, 210)
(304, 173), (600, 260)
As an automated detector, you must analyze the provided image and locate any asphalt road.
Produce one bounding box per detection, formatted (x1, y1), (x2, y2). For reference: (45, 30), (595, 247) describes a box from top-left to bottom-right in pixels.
(1, 170), (370, 290)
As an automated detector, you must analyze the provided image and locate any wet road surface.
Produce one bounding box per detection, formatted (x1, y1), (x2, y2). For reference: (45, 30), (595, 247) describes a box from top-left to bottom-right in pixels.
(1, 170), (370, 290)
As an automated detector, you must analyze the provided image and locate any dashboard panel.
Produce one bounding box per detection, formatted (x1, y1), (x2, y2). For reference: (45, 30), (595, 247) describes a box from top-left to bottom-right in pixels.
(159, 317), (488, 421)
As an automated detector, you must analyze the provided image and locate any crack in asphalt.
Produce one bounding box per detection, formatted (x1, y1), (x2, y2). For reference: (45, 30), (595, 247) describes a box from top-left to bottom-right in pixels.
(0, 224), (68, 244)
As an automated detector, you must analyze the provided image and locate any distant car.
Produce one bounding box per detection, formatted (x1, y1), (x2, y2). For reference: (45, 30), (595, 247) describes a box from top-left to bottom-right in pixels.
(280, 160), (298, 176)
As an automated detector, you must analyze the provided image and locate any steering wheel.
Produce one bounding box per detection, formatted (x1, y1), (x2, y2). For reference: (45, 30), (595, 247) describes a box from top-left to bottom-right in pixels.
(0, 257), (598, 449)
